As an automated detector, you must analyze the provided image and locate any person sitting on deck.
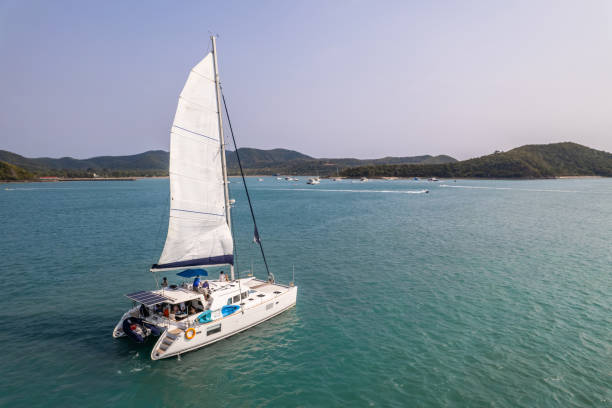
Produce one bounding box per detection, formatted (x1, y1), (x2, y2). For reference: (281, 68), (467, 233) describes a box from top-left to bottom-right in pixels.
(193, 276), (201, 289)
(219, 271), (227, 282)
(161, 277), (168, 288)
(189, 305), (196, 315)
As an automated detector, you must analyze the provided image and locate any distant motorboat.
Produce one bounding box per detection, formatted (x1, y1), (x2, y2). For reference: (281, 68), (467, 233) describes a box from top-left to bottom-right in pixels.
(413, 177), (419, 181)
(360, 177), (369, 182)
(428, 177), (439, 182)
(258, 178), (263, 182)
(332, 168), (340, 181)
(307, 177), (320, 185)
(276, 177), (282, 180)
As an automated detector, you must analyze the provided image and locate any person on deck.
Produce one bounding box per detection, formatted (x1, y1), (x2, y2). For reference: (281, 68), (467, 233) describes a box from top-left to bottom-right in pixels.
(193, 276), (201, 289)
(161, 277), (168, 288)
(219, 271), (226, 282)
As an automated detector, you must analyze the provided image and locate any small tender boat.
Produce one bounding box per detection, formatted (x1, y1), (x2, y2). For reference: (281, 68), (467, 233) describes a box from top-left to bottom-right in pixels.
(306, 177), (320, 185)
(360, 177), (368, 182)
(428, 177), (439, 182)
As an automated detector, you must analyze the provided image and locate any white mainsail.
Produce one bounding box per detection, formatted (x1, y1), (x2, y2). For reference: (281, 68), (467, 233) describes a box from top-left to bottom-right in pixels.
(152, 53), (233, 271)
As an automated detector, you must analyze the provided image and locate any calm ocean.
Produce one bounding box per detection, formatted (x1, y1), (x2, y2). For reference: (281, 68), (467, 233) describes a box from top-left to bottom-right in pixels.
(0, 177), (610, 407)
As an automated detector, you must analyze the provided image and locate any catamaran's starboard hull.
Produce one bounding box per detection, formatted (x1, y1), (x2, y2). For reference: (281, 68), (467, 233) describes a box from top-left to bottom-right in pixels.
(151, 285), (297, 360)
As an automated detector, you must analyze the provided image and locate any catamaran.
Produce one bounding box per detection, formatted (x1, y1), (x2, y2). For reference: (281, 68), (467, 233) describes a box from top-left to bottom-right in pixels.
(112, 37), (298, 360)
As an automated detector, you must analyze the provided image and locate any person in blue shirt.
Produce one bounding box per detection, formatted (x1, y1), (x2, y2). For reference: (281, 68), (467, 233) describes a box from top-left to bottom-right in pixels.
(193, 276), (201, 289)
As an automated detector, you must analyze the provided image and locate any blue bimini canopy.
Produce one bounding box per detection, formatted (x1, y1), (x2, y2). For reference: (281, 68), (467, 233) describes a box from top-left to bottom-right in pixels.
(176, 268), (208, 278)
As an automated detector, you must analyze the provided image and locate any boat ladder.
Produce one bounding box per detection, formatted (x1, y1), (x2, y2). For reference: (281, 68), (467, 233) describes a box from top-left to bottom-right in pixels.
(158, 329), (181, 353)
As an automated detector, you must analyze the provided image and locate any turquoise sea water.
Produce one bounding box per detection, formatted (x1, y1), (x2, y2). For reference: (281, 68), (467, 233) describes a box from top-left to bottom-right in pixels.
(1, 177), (610, 407)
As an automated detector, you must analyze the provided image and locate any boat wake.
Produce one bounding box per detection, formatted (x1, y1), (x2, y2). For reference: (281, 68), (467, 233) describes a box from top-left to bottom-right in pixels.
(265, 188), (429, 194)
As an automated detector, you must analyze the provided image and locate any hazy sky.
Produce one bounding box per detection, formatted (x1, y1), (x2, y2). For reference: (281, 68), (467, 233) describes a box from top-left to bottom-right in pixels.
(1, 0), (612, 160)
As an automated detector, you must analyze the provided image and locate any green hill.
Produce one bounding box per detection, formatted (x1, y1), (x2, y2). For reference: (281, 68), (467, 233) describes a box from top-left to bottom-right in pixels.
(0, 148), (456, 177)
(0, 150), (168, 172)
(226, 151), (456, 176)
(0, 161), (34, 181)
(341, 142), (612, 178)
(3, 143), (608, 179)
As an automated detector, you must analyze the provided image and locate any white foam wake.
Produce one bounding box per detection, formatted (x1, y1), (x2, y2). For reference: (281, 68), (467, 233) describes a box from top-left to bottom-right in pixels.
(264, 188), (429, 194)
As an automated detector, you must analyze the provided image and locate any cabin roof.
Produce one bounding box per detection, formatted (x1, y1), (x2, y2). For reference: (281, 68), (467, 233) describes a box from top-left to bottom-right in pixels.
(149, 287), (203, 304)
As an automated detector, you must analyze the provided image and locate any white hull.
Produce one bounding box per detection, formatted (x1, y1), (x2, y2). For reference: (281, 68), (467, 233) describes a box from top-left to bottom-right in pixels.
(114, 279), (298, 360)
(152, 285), (296, 360)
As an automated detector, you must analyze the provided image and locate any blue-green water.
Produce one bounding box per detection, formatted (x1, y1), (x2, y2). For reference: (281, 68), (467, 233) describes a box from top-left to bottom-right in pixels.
(1, 178), (611, 407)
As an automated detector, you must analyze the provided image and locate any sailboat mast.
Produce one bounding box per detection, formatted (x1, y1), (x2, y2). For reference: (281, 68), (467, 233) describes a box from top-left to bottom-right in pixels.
(211, 35), (235, 281)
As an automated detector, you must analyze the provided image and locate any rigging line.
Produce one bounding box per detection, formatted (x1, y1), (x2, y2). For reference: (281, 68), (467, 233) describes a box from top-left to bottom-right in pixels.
(221, 90), (272, 279)
(229, 204), (244, 312)
(152, 190), (170, 287)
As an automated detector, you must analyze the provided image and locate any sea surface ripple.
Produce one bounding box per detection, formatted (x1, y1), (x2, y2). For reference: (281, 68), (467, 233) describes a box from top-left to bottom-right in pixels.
(0, 177), (610, 407)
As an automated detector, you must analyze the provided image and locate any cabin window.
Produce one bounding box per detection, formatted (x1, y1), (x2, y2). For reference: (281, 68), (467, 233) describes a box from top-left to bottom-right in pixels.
(233, 295), (240, 303)
(241, 292), (248, 300)
(207, 324), (221, 335)
(227, 298), (232, 305)
(257, 294), (265, 298)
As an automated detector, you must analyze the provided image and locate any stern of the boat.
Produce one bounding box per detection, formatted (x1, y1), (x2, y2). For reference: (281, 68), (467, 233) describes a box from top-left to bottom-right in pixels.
(112, 307), (137, 338)
(151, 328), (184, 360)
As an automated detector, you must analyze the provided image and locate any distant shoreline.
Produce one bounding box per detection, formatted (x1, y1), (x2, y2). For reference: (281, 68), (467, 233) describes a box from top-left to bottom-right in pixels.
(1, 175), (607, 184)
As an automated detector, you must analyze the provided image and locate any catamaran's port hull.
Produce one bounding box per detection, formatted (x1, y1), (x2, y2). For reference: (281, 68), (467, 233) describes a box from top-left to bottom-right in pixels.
(151, 285), (297, 360)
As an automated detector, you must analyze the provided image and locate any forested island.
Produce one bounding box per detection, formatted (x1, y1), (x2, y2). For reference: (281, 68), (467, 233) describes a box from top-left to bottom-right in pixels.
(1, 142), (610, 181)
(342, 143), (612, 178)
(0, 148), (455, 180)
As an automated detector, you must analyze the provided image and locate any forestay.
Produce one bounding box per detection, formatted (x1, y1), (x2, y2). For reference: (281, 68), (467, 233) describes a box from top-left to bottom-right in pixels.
(152, 53), (233, 271)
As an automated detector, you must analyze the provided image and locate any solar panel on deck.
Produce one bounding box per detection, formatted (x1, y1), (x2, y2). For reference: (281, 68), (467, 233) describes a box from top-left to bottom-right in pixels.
(126, 291), (169, 306)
